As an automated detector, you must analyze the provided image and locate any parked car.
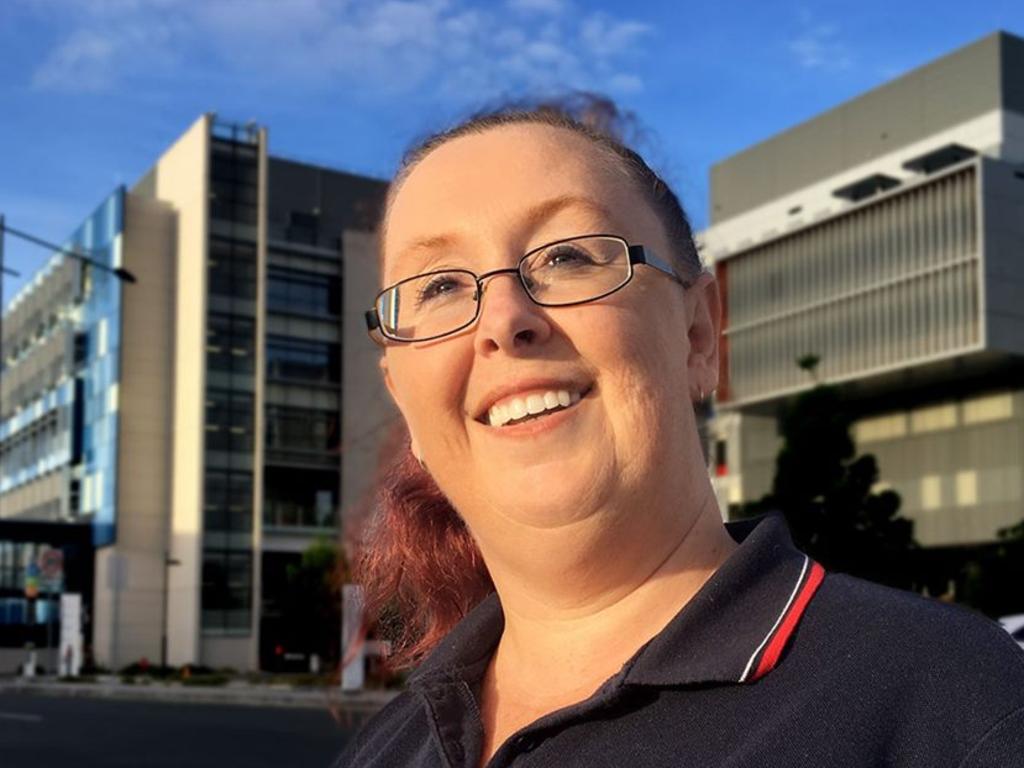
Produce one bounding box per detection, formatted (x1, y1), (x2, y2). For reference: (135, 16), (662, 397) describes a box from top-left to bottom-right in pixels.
(998, 614), (1024, 651)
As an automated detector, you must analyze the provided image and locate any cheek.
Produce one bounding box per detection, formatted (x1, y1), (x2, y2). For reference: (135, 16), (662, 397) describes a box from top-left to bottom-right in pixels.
(388, 344), (472, 441)
(589, 305), (691, 452)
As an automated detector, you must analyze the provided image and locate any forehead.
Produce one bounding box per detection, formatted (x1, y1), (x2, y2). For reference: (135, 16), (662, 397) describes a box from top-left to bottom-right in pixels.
(383, 124), (648, 278)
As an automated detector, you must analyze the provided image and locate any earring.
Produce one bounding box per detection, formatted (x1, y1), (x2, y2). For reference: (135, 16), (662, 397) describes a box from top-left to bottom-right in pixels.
(698, 386), (705, 401)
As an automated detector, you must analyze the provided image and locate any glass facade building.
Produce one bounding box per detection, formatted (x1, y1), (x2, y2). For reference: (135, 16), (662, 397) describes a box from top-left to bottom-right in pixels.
(0, 188), (125, 543)
(1, 114), (389, 671)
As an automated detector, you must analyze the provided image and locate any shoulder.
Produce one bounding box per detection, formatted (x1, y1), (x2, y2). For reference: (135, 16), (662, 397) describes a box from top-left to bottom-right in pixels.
(792, 572), (1024, 762)
(332, 690), (437, 768)
(808, 571), (1024, 676)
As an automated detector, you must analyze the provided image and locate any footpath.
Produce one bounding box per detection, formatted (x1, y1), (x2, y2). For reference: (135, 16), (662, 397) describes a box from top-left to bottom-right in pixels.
(0, 676), (398, 718)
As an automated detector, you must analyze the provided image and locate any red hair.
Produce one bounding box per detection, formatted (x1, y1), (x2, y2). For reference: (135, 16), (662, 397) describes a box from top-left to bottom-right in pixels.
(350, 95), (702, 670)
(351, 420), (493, 670)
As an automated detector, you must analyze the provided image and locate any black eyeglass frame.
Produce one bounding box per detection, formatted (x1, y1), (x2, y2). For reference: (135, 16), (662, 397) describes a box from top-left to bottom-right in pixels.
(364, 234), (692, 344)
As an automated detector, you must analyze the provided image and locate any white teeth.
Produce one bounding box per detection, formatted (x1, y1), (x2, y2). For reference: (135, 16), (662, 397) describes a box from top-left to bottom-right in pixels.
(509, 399), (528, 420)
(485, 387), (586, 427)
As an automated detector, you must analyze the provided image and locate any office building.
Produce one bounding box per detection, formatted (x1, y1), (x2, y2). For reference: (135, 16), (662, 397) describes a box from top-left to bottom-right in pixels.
(0, 115), (392, 670)
(701, 31), (1024, 552)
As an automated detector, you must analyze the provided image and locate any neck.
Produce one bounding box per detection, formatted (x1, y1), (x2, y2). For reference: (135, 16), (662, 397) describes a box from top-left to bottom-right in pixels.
(479, 480), (738, 697)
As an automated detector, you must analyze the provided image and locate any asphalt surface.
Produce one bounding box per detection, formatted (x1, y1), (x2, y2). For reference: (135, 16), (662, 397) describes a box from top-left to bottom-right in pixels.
(0, 692), (357, 767)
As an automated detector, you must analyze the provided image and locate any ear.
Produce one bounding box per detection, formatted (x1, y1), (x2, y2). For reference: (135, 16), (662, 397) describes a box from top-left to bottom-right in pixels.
(379, 355), (422, 458)
(686, 272), (721, 398)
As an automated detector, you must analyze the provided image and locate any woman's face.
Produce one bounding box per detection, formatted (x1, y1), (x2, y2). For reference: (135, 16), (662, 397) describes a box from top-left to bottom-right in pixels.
(380, 124), (718, 538)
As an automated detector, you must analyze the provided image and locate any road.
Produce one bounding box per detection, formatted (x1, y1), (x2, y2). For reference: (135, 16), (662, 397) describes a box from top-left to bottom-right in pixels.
(0, 692), (358, 767)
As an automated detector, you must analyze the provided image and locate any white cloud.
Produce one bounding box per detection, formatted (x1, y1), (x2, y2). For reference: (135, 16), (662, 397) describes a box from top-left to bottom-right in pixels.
(32, 29), (117, 91)
(580, 13), (651, 55)
(25, 0), (650, 100)
(788, 15), (853, 71)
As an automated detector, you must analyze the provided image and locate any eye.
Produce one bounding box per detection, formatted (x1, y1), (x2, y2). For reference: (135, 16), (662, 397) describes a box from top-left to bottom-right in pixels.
(539, 244), (596, 269)
(415, 272), (472, 305)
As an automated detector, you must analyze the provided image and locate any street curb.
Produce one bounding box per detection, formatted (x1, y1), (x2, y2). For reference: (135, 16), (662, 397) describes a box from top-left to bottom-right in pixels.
(0, 679), (399, 714)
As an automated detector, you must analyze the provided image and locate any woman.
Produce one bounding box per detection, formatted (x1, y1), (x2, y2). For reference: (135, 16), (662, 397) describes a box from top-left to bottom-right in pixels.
(338, 100), (1024, 768)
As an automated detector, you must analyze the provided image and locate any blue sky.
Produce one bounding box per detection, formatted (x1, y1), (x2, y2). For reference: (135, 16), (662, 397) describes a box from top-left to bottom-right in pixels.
(2, 0), (1023, 301)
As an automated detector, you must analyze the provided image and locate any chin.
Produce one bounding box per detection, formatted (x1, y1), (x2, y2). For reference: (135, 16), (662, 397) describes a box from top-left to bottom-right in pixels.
(480, 461), (614, 532)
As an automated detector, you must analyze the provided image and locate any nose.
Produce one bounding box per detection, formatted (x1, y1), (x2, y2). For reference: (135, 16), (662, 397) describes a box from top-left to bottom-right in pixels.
(473, 270), (552, 356)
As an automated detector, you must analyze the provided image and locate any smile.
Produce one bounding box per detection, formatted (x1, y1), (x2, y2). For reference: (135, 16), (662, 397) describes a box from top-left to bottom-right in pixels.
(485, 386), (589, 428)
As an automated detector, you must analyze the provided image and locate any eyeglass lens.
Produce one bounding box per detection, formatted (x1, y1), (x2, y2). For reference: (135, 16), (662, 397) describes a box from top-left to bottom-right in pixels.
(377, 236), (632, 341)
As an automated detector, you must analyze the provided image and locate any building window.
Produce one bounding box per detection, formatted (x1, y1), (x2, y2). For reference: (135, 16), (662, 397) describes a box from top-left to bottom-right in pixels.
(205, 390), (254, 454)
(204, 470), (253, 534)
(962, 393), (1014, 425)
(206, 313), (255, 375)
(210, 141), (258, 226)
(73, 332), (89, 366)
(955, 470), (978, 507)
(267, 268), (340, 318)
(286, 211), (319, 246)
(263, 466), (337, 528)
(920, 475), (943, 511)
(910, 404), (957, 434)
(265, 336), (340, 384)
(201, 548), (252, 632)
(265, 405), (339, 454)
(209, 238), (257, 301)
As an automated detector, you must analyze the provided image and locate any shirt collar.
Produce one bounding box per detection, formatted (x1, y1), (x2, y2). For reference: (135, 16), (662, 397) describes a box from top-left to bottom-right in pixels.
(408, 513), (824, 689)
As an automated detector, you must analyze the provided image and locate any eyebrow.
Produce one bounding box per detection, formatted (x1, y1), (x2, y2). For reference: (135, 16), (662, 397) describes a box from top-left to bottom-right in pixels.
(394, 194), (616, 270)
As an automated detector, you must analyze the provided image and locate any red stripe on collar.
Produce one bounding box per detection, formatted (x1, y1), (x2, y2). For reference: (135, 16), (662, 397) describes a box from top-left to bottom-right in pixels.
(749, 561), (826, 682)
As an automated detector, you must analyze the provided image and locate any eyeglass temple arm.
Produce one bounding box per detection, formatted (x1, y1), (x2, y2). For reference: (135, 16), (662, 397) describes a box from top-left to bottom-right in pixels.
(627, 245), (691, 288)
(365, 309), (381, 331)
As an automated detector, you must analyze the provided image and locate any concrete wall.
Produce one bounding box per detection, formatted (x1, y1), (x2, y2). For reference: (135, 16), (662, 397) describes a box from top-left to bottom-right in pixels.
(340, 230), (396, 532)
(200, 636), (251, 671)
(722, 389), (1024, 547)
(855, 390), (1024, 546)
(91, 193), (177, 669)
(710, 32), (1022, 224)
(0, 470), (66, 519)
(148, 115), (211, 667)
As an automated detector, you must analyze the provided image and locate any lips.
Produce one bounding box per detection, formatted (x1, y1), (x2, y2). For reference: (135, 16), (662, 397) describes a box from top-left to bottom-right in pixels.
(473, 378), (592, 427)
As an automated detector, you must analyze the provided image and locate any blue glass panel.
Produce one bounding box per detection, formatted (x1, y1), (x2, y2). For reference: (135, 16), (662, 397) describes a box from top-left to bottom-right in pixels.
(62, 188), (125, 548)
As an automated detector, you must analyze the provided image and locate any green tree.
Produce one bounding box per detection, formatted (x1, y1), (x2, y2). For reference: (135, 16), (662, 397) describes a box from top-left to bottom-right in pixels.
(734, 358), (918, 589)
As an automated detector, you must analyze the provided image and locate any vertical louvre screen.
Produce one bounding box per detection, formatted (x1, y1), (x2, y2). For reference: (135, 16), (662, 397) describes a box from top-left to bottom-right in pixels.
(724, 166), (979, 402)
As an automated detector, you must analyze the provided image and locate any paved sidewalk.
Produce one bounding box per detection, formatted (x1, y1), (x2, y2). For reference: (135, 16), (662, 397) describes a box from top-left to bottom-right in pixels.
(0, 676), (399, 715)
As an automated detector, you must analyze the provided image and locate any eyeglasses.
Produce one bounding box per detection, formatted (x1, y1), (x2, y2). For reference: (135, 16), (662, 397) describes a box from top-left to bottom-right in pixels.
(365, 234), (690, 343)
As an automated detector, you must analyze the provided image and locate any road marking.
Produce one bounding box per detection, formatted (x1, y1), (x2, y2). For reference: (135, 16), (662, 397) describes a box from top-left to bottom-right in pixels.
(0, 711), (43, 723)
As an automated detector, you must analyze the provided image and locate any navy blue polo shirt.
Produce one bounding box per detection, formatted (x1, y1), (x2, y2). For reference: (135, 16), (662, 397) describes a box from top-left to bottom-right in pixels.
(336, 515), (1024, 767)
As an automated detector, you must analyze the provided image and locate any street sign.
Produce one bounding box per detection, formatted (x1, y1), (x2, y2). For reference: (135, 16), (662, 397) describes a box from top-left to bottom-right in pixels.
(39, 548), (63, 580)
